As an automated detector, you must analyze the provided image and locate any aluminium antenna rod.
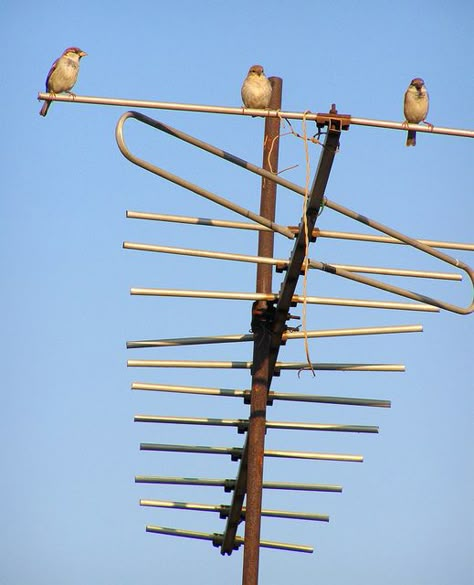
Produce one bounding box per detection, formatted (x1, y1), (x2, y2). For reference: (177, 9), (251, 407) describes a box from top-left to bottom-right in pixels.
(37, 92), (474, 138)
(125, 212), (474, 251)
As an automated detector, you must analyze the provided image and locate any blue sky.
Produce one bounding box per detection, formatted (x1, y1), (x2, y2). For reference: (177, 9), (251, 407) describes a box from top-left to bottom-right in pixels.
(1, 1), (473, 583)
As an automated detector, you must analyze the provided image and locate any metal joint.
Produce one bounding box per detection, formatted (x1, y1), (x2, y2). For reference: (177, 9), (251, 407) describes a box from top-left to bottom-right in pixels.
(230, 447), (243, 462)
(250, 300), (276, 333)
(219, 505), (231, 520)
(316, 111), (351, 132)
(237, 420), (249, 434)
(223, 479), (236, 493)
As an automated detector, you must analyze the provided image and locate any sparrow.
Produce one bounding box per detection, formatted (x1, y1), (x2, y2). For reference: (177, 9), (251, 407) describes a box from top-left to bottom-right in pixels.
(39, 47), (87, 116)
(241, 65), (272, 110)
(403, 77), (429, 146)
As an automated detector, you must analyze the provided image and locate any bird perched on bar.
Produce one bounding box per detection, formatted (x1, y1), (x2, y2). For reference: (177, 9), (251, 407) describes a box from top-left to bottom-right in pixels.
(403, 77), (429, 146)
(39, 47), (87, 117)
(241, 65), (272, 110)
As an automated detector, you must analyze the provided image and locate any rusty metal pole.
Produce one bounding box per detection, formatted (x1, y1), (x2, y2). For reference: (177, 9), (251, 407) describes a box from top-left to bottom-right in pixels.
(242, 77), (283, 585)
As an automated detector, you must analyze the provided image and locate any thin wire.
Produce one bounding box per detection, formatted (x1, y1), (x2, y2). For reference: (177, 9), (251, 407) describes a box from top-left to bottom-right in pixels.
(266, 112), (315, 374)
(266, 111), (285, 173)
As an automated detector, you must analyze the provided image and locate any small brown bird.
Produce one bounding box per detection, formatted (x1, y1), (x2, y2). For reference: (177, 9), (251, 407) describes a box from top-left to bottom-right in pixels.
(403, 77), (429, 146)
(40, 47), (87, 117)
(241, 65), (272, 110)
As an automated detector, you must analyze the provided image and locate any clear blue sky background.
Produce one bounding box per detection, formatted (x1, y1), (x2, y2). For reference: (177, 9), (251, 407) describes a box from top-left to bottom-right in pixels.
(1, 1), (473, 583)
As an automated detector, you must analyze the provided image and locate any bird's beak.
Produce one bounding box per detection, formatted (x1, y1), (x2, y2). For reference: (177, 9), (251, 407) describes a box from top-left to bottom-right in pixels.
(80, 51), (87, 57)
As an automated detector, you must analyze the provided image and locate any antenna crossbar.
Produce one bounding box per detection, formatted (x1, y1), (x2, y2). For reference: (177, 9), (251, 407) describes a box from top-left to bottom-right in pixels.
(38, 92), (474, 138)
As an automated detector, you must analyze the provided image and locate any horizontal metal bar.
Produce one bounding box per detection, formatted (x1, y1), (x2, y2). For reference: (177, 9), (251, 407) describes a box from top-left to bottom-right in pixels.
(135, 414), (246, 427)
(130, 287), (439, 312)
(142, 498), (219, 512)
(141, 442), (238, 453)
(140, 443), (363, 462)
(146, 524), (221, 543)
(131, 382), (391, 408)
(250, 509), (328, 522)
(136, 475), (231, 487)
(129, 359), (405, 372)
(127, 210), (272, 231)
(248, 539), (314, 554)
(327, 263), (461, 281)
(134, 414), (378, 433)
(272, 391), (390, 408)
(127, 324), (422, 348)
(38, 92), (474, 138)
(349, 114), (474, 138)
(124, 240), (461, 280)
(127, 211), (474, 252)
(316, 229), (474, 252)
(123, 241), (279, 266)
(263, 481), (342, 493)
(284, 324), (422, 339)
(260, 481), (342, 492)
(145, 525), (314, 553)
(140, 499), (329, 522)
(267, 421), (377, 433)
(141, 443), (243, 458)
(132, 381), (248, 396)
(264, 449), (363, 462)
(134, 475), (343, 492)
(128, 333), (254, 348)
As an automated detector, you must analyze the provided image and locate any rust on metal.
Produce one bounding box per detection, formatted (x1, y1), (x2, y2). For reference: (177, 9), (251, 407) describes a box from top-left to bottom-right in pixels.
(315, 111), (351, 131)
(243, 76), (282, 584)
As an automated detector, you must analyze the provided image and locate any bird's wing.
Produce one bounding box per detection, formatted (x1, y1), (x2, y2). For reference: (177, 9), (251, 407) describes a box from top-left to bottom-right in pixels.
(403, 89), (411, 118)
(45, 57), (60, 90)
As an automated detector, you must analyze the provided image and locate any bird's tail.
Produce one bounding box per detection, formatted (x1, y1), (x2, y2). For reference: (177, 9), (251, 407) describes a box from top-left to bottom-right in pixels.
(406, 130), (416, 147)
(39, 100), (51, 117)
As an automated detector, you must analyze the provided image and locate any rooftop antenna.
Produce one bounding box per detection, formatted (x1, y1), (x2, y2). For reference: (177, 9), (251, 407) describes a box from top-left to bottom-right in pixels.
(114, 94), (472, 585)
(39, 82), (473, 585)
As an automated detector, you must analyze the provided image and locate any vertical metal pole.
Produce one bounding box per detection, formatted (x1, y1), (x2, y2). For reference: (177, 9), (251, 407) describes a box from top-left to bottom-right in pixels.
(242, 77), (283, 585)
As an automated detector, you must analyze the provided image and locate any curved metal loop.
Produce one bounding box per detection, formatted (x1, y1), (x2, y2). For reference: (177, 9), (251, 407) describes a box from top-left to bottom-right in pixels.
(115, 111), (294, 239)
(319, 199), (474, 315)
(115, 111), (473, 315)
